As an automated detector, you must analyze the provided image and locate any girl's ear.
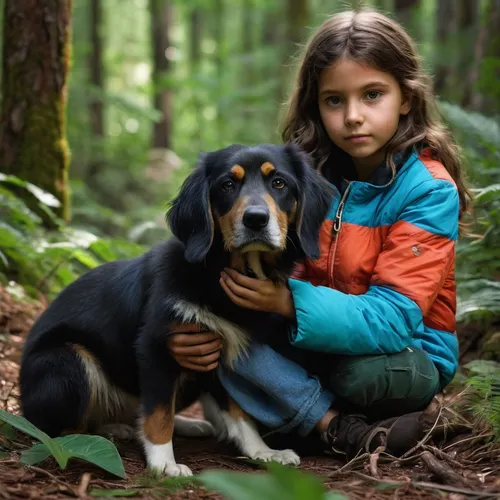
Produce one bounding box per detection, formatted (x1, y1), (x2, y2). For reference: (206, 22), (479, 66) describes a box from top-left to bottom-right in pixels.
(400, 91), (412, 115)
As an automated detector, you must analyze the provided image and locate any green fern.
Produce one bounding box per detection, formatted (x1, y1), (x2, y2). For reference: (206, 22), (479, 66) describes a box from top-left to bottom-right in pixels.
(463, 360), (500, 439)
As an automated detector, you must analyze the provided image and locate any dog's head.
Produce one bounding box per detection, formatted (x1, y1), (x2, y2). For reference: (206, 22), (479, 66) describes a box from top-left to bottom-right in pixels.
(167, 143), (334, 268)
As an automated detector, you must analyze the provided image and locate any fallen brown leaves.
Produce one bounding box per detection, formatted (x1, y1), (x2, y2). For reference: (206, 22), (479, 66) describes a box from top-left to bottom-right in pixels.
(0, 285), (499, 499)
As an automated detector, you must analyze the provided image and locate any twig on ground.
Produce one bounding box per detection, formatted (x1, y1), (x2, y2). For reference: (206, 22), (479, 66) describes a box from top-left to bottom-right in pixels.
(420, 450), (470, 488)
(442, 432), (494, 452)
(368, 451), (381, 478)
(422, 445), (467, 468)
(351, 472), (497, 499)
(328, 452), (370, 476)
(25, 465), (78, 497)
(77, 472), (91, 498)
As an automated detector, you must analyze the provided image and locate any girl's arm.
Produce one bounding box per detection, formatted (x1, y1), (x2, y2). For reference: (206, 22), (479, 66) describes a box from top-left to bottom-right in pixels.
(288, 178), (459, 355)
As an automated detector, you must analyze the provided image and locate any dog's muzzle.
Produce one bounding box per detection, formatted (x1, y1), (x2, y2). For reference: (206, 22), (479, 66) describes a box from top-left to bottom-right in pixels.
(234, 205), (282, 252)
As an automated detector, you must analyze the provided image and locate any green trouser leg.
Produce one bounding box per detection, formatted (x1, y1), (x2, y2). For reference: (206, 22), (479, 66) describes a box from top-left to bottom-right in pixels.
(325, 347), (440, 421)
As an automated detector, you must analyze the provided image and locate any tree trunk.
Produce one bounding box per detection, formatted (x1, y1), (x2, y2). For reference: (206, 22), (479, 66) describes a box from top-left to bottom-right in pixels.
(150, 0), (172, 149)
(458, 0), (481, 108)
(478, 0), (500, 114)
(434, 0), (457, 97)
(213, 0), (224, 141)
(0, 0), (72, 221)
(282, 0), (308, 103)
(88, 0), (104, 180)
(189, 7), (202, 146)
(240, 0), (253, 131)
(394, 0), (419, 28)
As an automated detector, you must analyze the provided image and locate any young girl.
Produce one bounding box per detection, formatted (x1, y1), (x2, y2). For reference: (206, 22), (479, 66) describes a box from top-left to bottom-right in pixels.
(167, 8), (471, 459)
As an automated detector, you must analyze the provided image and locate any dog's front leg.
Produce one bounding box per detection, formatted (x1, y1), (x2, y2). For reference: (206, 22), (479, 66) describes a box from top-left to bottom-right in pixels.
(139, 380), (192, 477)
(201, 394), (300, 466)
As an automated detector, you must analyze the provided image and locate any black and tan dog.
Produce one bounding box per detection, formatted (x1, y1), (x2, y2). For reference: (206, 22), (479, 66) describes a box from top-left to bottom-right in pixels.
(19, 143), (334, 476)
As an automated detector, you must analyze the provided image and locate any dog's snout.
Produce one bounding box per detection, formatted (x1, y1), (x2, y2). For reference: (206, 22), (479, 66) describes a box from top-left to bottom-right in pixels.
(243, 207), (269, 230)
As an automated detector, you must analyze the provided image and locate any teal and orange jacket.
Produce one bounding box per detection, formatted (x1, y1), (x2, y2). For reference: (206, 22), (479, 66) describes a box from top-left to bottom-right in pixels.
(288, 147), (460, 389)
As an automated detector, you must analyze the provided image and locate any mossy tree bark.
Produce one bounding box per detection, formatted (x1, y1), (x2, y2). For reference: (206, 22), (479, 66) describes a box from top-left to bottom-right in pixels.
(0, 0), (72, 222)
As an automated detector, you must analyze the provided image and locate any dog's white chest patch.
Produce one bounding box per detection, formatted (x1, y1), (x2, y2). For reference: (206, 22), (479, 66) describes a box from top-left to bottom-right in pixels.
(171, 300), (249, 366)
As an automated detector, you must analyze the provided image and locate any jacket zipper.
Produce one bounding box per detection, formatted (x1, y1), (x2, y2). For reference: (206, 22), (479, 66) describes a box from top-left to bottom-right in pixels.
(328, 182), (352, 287)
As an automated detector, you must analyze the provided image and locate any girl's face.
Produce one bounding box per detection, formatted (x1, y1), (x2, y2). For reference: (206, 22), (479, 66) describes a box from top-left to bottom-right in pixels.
(317, 57), (410, 178)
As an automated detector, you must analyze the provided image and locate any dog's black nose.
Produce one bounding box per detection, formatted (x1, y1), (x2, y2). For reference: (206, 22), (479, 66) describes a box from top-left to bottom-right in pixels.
(243, 207), (269, 230)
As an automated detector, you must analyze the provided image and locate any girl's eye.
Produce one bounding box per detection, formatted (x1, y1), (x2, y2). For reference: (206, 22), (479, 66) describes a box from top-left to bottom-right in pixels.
(222, 180), (235, 192)
(366, 91), (381, 100)
(272, 178), (286, 190)
(326, 96), (341, 106)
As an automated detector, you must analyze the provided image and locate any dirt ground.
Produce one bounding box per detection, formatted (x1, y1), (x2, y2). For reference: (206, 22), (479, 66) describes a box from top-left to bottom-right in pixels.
(1, 285), (499, 500)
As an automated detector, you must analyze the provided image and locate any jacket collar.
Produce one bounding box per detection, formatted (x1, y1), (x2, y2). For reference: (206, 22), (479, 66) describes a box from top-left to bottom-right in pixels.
(323, 147), (415, 193)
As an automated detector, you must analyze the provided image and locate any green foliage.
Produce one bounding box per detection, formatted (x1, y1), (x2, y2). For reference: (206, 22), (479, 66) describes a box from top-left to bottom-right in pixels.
(0, 172), (145, 298)
(197, 462), (347, 500)
(0, 409), (126, 478)
(463, 360), (500, 438)
(439, 102), (500, 325)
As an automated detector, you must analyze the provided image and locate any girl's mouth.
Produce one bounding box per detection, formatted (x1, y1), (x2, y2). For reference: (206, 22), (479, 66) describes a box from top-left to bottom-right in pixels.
(345, 135), (371, 143)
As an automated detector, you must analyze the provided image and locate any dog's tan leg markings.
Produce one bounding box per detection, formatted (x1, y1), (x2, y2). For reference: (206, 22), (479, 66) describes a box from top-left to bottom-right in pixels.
(201, 394), (300, 466)
(139, 387), (192, 477)
(260, 162), (275, 176)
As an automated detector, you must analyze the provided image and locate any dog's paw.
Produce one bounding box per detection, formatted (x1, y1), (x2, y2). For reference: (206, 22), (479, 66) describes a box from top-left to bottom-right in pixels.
(251, 449), (301, 466)
(96, 423), (136, 441)
(162, 463), (193, 477)
(174, 415), (215, 438)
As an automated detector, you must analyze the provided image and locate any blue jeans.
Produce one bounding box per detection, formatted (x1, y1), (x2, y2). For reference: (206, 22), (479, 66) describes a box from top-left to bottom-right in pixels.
(217, 340), (334, 437)
(217, 339), (440, 437)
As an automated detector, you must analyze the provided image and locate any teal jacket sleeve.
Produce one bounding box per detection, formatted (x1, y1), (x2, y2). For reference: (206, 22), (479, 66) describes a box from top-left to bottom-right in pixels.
(287, 179), (459, 355)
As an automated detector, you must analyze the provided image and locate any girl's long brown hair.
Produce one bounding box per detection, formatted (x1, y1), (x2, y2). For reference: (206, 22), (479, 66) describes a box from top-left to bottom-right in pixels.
(281, 9), (472, 227)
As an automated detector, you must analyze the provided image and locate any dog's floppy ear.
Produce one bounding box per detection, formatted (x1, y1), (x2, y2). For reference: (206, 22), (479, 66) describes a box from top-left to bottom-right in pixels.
(284, 143), (334, 260)
(166, 152), (214, 263)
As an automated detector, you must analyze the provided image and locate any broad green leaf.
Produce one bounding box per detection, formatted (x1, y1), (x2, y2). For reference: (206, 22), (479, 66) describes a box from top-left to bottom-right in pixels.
(0, 409), (68, 469)
(71, 249), (101, 269)
(0, 451), (9, 459)
(0, 250), (9, 268)
(198, 470), (286, 500)
(198, 463), (336, 500)
(265, 461), (327, 499)
(324, 493), (349, 500)
(0, 222), (21, 248)
(90, 489), (140, 497)
(0, 173), (61, 207)
(464, 360), (500, 376)
(0, 421), (16, 440)
(22, 434), (125, 479)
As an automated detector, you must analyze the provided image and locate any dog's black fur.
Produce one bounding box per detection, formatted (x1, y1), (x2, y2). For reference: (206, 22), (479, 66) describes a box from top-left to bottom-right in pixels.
(19, 143), (334, 475)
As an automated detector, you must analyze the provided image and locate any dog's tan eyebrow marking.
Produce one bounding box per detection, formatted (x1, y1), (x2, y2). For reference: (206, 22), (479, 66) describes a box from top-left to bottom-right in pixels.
(260, 162), (275, 176)
(231, 165), (245, 180)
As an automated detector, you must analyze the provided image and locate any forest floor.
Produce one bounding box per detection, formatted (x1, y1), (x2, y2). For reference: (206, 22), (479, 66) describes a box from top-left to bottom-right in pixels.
(1, 284), (499, 500)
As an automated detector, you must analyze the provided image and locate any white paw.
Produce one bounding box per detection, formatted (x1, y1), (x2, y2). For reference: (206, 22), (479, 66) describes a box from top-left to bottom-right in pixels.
(97, 423), (136, 441)
(174, 415), (215, 438)
(163, 463), (193, 477)
(251, 449), (301, 466)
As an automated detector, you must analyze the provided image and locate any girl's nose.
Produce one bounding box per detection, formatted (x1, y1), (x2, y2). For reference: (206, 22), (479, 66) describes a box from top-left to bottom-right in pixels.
(344, 102), (364, 126)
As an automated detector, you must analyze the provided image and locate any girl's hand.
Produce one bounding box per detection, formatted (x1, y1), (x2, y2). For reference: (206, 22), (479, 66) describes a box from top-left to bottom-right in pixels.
(167, 322), (222, 371)
(219, 267), (295, 319)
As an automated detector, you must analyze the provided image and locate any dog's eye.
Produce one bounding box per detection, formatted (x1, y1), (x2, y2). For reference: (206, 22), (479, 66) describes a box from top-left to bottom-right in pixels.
(222, 180), (235, 192)
(272, 178), (286, 190)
